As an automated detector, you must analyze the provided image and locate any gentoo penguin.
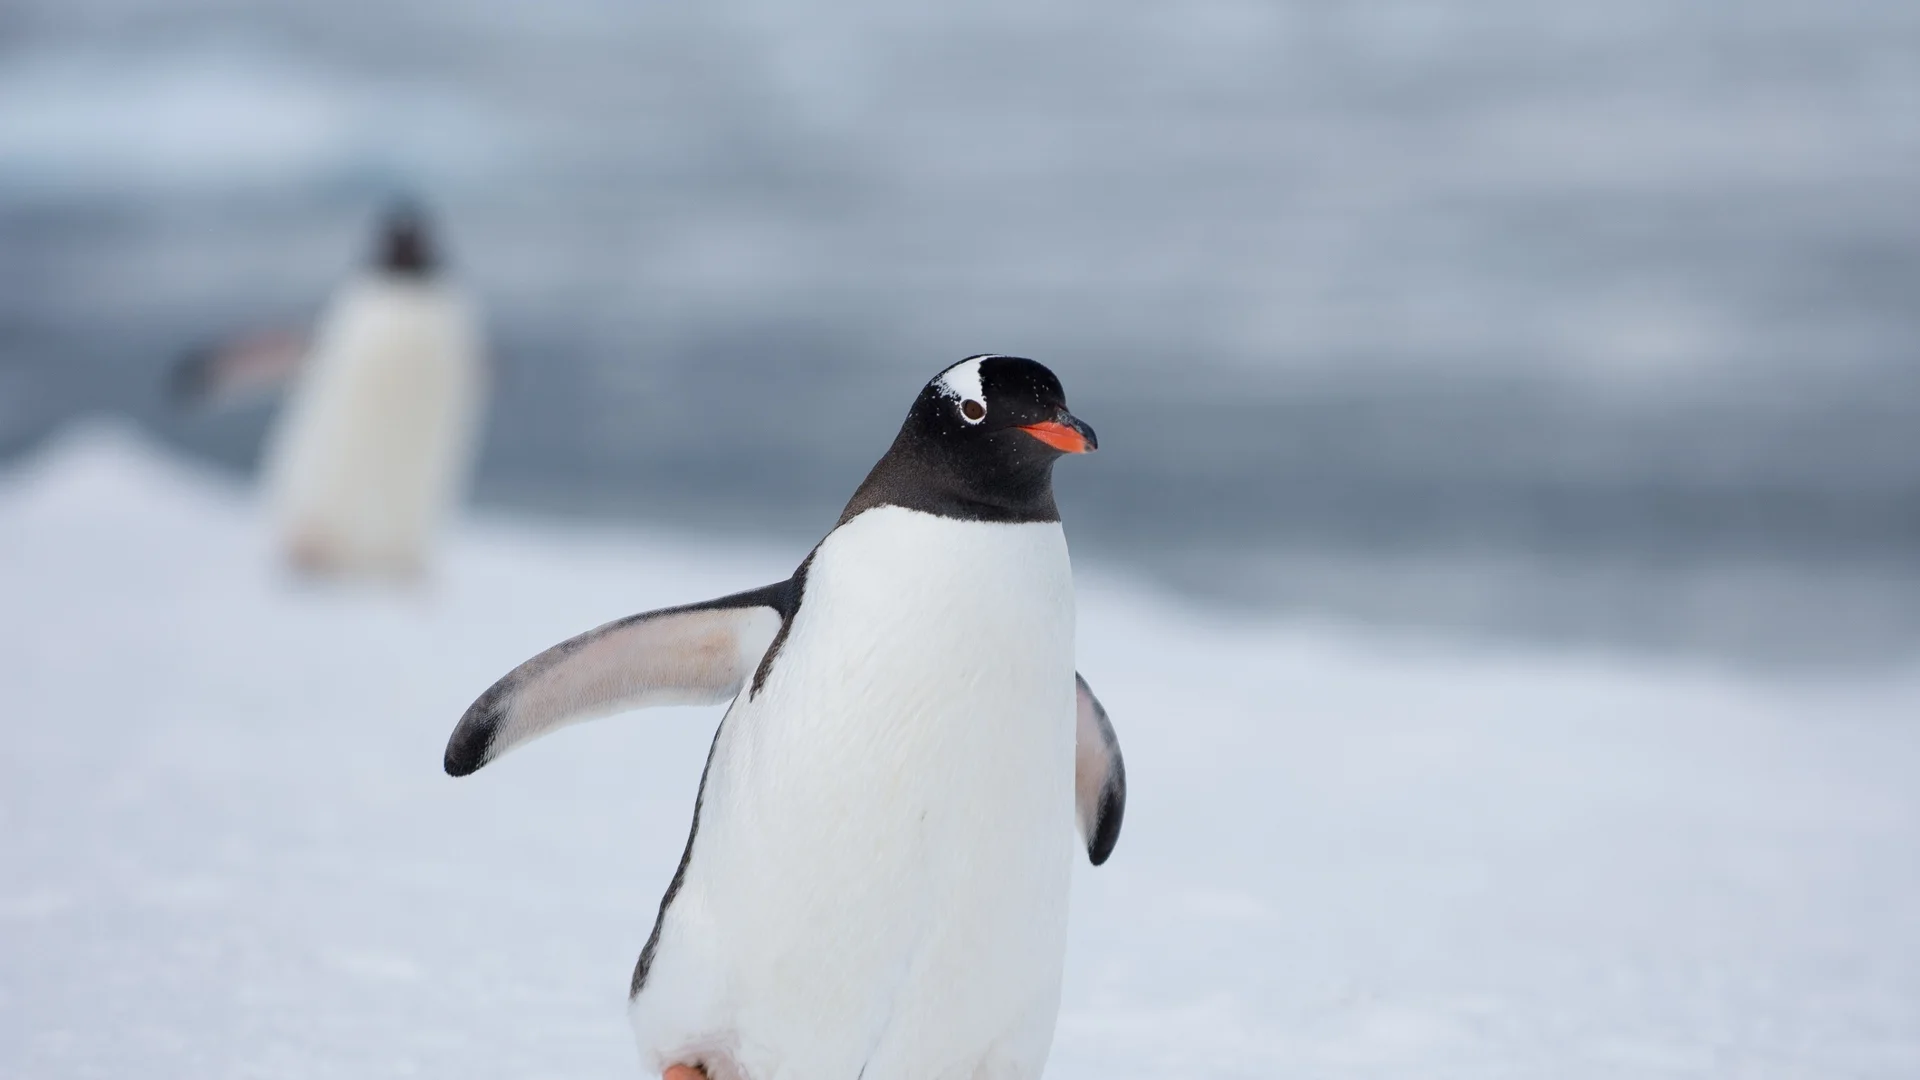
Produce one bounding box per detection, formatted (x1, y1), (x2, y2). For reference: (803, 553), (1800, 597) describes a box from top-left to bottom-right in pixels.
(444, 355), (1126, 1080)
(177, 204), (488, 577)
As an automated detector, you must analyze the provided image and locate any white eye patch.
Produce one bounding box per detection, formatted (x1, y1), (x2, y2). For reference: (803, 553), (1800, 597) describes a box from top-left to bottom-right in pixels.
(935, 355), (993, 425)
(935, 355), (989, 404)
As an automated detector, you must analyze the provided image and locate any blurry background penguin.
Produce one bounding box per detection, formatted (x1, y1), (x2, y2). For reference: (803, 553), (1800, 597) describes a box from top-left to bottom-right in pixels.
(173, 203), (489, 579)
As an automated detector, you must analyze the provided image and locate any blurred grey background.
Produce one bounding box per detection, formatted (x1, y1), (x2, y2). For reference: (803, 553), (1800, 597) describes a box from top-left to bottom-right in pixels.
(3, 0), (1917, 665)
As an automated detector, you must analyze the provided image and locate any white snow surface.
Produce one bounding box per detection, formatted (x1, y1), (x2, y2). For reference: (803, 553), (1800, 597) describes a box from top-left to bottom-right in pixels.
(4, 423), (1919, 1079)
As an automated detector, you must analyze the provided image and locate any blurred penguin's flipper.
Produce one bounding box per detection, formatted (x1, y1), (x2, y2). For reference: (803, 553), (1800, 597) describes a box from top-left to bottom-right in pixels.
(444, 580), (797, 777)
(1074, 673), (1126, 865)
(170, 329), (309, 407)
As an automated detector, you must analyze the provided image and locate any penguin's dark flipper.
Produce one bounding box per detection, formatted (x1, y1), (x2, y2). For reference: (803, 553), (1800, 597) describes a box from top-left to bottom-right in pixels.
(1074, 673), (1126, 865)
(169, 329), (309, 407)
(444, 580), (797, 777)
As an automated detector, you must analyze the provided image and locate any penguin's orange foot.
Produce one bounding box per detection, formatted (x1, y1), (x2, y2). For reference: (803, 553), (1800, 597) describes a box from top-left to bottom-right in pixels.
(663, 1066), (708, 1080)
(284, 528), (339, 577)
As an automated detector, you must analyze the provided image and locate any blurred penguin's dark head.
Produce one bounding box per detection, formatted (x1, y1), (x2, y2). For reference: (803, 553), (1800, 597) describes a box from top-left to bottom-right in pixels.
(374, 203), (436, 277)
(841, 355), (1097, 525)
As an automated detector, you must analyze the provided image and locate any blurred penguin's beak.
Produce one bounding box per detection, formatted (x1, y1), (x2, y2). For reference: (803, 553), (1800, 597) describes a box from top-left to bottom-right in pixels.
(1019, 410), (1097, 454)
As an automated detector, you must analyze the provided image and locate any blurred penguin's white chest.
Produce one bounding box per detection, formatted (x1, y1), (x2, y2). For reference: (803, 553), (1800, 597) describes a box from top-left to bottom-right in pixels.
(634, 507), (1081, 1078)
(265, 278), (485, 572)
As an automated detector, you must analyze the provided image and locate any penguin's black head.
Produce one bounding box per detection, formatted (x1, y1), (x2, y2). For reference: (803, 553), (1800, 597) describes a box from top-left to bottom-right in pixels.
(840, 355), (1096, 525)
(912, 354), (1098, 456)
(374, 203), (436, 277)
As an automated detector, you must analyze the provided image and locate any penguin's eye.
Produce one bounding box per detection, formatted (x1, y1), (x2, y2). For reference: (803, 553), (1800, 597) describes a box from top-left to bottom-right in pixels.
(960, 399), (987, 424)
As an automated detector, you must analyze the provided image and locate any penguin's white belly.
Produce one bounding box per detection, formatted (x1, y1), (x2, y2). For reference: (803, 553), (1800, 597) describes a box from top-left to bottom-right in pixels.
(633, 508), (1079, 1080)
(263, 279), (484, 574)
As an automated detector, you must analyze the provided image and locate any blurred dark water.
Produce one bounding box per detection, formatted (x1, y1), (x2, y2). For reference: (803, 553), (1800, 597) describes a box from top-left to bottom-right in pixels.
(4, 0), (1918, 666)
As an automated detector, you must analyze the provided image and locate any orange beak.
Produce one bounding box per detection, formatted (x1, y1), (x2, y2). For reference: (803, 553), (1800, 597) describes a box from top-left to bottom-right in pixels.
(1018, 412), (1098, 454)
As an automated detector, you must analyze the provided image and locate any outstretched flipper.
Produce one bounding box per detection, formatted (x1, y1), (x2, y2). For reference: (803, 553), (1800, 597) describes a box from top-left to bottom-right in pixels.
(444, 580), (797, 776)
(169, 329), (310, 406)
(1074, 673), (1126, 865)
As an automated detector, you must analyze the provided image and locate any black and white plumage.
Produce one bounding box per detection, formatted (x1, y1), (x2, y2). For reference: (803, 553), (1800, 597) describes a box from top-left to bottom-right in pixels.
(176, 205), (487, 576)
(445, 355), (1123, 1080)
